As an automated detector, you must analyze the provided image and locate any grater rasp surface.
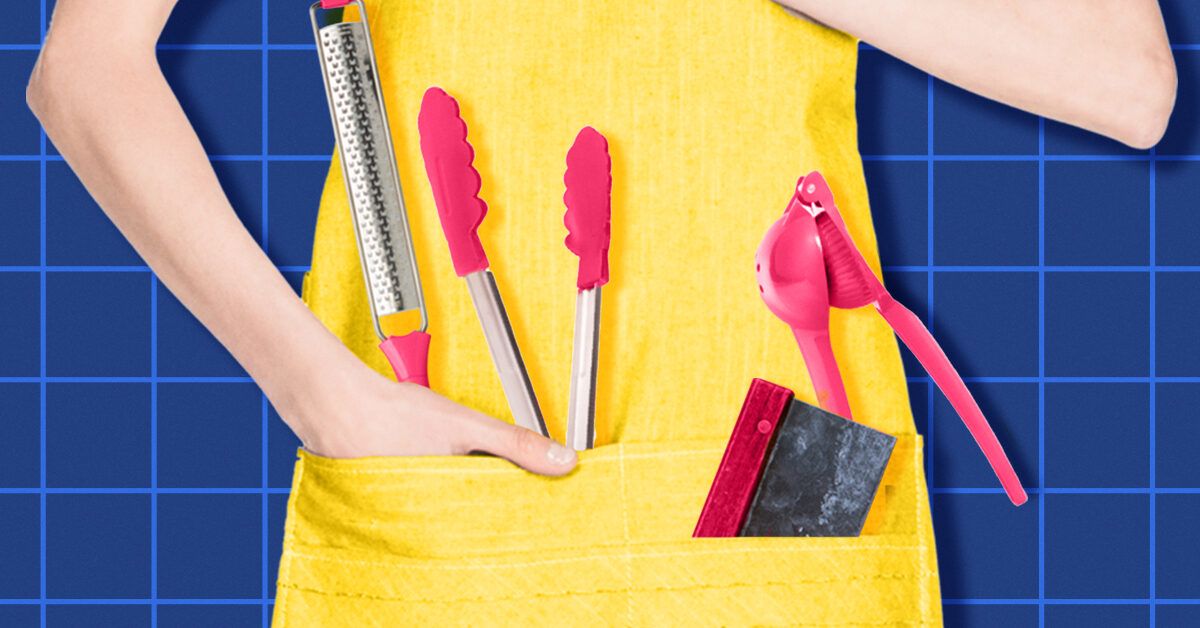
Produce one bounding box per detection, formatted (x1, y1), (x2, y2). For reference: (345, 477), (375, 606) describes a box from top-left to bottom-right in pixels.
(316, 18), (423, 334)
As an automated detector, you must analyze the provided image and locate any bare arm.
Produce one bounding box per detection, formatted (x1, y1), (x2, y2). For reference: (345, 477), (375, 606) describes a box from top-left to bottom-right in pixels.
(781, 0), (1177, 149)
(27, 0), (575, 473)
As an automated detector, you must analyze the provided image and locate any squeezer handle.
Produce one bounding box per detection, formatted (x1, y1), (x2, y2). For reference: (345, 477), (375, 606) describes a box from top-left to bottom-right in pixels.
(379, 332), (432, 387)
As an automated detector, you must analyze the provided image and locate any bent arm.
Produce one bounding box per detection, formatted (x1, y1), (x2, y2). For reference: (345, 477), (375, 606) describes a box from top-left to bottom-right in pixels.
(27, 0), (357, 441)
(781, 0), (1177, 149)
(27, 0), (578, 473)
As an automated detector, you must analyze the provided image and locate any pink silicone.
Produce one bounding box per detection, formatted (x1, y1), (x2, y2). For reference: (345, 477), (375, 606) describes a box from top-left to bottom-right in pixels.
(798, 171), (1027, 506)
(756, 196), (854, 419)
(320, 0), (353, 8)
(563, 127), (613, 290)
(379, 331), (431, 388)
(417, 88), (490, 277)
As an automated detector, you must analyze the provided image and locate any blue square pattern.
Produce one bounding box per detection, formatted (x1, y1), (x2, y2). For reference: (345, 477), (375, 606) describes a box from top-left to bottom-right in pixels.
(932, 494), (1039, 599)
(1159, 605), (1200, 628)
(268, 493), (290, 598)
(1044, 272), (1150, 378)
(159, 50), (262, 155)
(160, 0), (263, 45)
(0, 1), (39, 44)
(267, 161), (324, 266)
(1156, 383), (1200, 488)
(1044, 383), (1149, 489)
(933, 162), (1039, 266)
(1157, 161), (1200, 265)
(0, 607), (39, 628)
(932, 272), (1039, 378)
(270, 0), (318, 44)
(1156, 272), (1200, 377)
(157, 494), (261, 599)
(268, 51), (334, 155)
(1159, 51), (1200, 156)
(46, 494), (151, 599)
(46, 605), (150, 628)
(46, 162), (143, 266)
(932, 80), (1039, 155)
(1045, 161), (1151, 266)
(0, 272), (40, 377)
(46, 272), (151, 377)
(217, 160), (265, 244)
(47, 383), (151, 488)
(941, 605), (1038, 628)
(156, 281), (247, 378)
(0, 384), (39, 488)
(269, 405), (302, 489)
(1044, 605), (1149, 628)
(1043, 118), (1146, 156)
(158, 383), (262, 488)
(864, 161), (926, 267)
(881, 271), (927, 377)
(856, 50), (927, 156)
(1162, 0), (1200, 44)
(1157, 495), (1200, 599)
(933, 382), (1038, 490)
(0, 162), (40, 265)
(1045, 494), (1149, 599)
(0, 52), (40, 155)
(159, 604), (261, 627)
(0, 495), (40, 599)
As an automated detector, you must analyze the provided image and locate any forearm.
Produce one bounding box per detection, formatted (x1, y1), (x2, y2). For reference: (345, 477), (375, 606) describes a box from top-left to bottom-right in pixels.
(782, 0), (1176, 148)
(28, 7), (357, 439)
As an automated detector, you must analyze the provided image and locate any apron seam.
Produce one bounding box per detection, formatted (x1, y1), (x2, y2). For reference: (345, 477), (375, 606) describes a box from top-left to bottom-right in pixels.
(281, 544), (927, 569)
(275, 570), (937, 604)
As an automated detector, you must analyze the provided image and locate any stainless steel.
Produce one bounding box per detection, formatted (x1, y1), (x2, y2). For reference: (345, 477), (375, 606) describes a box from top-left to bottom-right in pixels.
(465, 271), (548, 436)
(311, 1), (427, 340)
(566, 287), (601, 450)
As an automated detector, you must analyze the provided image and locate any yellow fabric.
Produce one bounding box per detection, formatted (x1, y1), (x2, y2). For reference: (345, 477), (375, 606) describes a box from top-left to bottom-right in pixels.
(276, 0), (942, 625)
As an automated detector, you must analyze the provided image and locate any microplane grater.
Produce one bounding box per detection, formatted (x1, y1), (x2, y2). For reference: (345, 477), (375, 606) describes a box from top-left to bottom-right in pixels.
(311, 0), (432, 386)
(311, 1), (426, 338)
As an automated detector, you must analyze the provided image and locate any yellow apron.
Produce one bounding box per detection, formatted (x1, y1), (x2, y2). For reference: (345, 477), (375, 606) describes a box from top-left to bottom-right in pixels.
(276, 0), (942, 624)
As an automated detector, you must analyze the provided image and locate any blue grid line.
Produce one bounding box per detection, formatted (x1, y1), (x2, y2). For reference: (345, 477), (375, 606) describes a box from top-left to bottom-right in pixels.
(0, 265), (312, 273)
(945, 599), (1200, 606)
(149, 272), (159, 628)
(926, 74), (936, 487)
(0, 488), (292, 495)
(0, 154), (333, 162)
(261, 1), (272, 623)
(1037, 114), (1046, 628)
(0, 377), (257, 384)
(1148, 144), (1158, 625)
(14, 263), (1200, 274)
(38, 2), (48, 625)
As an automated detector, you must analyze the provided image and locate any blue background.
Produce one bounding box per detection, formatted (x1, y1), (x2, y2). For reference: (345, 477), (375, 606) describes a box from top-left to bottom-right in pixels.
(1, 1), (1199, 626)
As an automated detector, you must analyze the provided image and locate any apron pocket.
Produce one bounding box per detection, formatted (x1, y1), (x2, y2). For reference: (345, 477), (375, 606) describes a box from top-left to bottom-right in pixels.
(273, 436), (940, 626)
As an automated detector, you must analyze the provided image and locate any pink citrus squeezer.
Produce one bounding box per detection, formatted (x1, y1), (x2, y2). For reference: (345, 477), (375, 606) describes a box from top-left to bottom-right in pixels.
(756, 172), (1027, 506)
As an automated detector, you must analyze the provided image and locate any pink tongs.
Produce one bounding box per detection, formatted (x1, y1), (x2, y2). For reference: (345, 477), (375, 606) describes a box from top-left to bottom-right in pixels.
(759, 172), (1027, 506)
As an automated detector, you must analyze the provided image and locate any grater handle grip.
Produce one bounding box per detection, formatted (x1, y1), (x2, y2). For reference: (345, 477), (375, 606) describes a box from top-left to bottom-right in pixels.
(379, 332), (431, 388)
(320, 0), (354, 9)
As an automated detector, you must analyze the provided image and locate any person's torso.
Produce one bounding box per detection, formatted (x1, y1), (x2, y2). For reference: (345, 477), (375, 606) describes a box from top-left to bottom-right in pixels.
(304, 0), (915, 443)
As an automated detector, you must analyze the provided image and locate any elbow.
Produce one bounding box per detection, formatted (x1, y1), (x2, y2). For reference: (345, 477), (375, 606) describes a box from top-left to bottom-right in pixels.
(1110, 44), (1178, 150)
(25, 43), (75, 131)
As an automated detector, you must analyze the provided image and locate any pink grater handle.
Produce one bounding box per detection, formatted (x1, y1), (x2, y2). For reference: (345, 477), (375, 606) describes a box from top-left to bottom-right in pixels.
(320, 0), (354, 8)
(877, 296), (1027, 506)
(791, 328), (853, 420)
(379, 331), (431, 387)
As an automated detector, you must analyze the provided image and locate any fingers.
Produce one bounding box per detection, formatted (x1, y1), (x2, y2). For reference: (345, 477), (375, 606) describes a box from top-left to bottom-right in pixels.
(460, 414), (578, 477)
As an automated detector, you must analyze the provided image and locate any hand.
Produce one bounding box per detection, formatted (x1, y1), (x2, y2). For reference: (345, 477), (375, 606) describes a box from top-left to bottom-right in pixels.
(281, 356), (578, 477)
